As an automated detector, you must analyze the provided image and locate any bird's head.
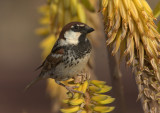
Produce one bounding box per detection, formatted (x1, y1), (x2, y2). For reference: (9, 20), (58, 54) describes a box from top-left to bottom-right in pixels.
(59, 22), (94, 46)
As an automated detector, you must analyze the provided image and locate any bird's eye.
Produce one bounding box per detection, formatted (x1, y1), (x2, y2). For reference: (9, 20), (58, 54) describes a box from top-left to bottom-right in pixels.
(74, 26), (79, 29)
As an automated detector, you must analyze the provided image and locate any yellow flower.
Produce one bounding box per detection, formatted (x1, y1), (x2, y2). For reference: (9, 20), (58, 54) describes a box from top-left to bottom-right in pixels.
(100, 0), (160, 112)
(61, 80), (115, 113)
(40, 35), (57, 59)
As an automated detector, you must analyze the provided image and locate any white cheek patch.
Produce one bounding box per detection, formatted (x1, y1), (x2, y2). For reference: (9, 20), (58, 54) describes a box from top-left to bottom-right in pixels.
(63, 30), (81, 45)
(59, 39), (67, 46)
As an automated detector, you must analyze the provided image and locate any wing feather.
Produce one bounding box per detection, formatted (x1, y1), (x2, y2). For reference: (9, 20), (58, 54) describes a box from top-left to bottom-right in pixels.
(40, 47), (64, 74)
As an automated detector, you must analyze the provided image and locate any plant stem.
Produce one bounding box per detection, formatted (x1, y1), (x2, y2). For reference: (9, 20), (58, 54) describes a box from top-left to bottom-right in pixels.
(107, 48), (126, 113)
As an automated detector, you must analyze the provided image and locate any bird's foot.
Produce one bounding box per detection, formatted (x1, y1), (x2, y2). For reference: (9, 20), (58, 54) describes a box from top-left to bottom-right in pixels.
(65, 85), (83, 98)
(55, 80), (83, 98)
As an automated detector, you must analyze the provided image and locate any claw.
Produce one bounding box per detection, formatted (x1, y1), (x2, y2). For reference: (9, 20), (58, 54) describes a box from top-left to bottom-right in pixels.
(55, 80), (83, 98)
(65, 85), (83, 98)
(70, 86), (79, 89)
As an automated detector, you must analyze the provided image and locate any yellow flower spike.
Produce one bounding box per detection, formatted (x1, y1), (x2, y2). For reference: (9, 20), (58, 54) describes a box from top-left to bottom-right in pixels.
(90, 80), (106, 88)
(70, 0), (78, 16)
(56, 1), (64, 28)
(107, 0), (114, 28)
(96, 85), (112, 94)
(144, 41), (158, 60)
(119, 0), (127, 22)
(121, 25), (127, 40)
(51, 3), (58, 12)
(90, 80), (106, 86)
(133, 0), (143, 11)
(89, 85), (101, 92)
(53, 0), (59, 4)
(89, 85), (112, 94)
(113, 0), (119, 10)
(63, 0), (70, 9)
(67, 83), (81, 98)
(73, 84), (83, 99)
(39, 17), (50, 25)
(62, 98), (69, 104)
(71, 83), (81, 89)
(141, 0), (153, 17)
(69, 98), (84, 106)
(50, 4), (58, 17)
(97, 97), (115, 105)
(62, 80), (115, 112)
(81, 0), (95, 12)
(102, 0), (109, 8)
(64, 10), (71, 25)
(123, 34), (132, 56)
(114, 11), (121, 30)
(133, 29), (140, 49)
(150, 59), (158, 72)
(81, 81), (89, 93)
(63, 79), (115, 112)
(100, 0), (160, 112)
(145, 28), (155, 40)
(107, 32), (117, 45)
(60, 106), (80, 113)
(81, 110), (87, 113)
(148, 38), (159, 58)
(112, 29), (122, 55)
(122, 0), (131, 12)
(36, 27), (49, 36)
(38, 6), (50, 16)
(127, 35), (134, 65)
(137, 19), (144, 35)
(102, 7), (108, 22)
(130, 1), (139, 22)
(40, 35), (57, 58)
(91, 95), (108, 101)
(93, 106), (115, 113)
(77, 3), (86, 23)
(128, 15), (135, 34)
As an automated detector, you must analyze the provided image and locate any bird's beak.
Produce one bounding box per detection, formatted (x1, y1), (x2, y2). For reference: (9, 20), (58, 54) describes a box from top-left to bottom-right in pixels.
(86, 26), (94, 33)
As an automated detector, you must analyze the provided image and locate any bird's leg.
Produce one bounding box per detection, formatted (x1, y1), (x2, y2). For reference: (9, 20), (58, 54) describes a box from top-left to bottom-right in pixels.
(55, 80), (83, 97)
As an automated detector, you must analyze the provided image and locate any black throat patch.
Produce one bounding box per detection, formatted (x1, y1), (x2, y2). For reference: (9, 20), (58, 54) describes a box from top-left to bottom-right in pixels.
(65, 34), (92, 59)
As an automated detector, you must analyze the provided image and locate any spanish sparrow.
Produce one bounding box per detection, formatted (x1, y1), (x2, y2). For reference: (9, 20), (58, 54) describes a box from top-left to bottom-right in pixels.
(25, 22), (94, 94)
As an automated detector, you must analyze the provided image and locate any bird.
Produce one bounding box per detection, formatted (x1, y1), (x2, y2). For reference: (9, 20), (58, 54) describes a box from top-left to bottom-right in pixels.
(25, 22), (94, 95)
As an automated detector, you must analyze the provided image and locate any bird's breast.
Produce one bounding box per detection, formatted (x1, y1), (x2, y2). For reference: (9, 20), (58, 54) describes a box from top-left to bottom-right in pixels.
(53, 50), (91, 81)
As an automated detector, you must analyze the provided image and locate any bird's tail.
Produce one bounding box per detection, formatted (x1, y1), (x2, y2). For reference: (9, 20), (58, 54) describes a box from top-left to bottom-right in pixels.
(24, 76), (42, 92)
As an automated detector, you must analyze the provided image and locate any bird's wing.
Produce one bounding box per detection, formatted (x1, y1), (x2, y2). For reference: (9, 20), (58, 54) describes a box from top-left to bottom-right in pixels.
(40, 47), (65, 75)
(34, 41), (60, 71)
(24, 47), (65, 91)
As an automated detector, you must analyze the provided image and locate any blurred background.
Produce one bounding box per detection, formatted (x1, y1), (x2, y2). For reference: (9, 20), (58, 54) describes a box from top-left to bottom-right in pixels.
(0, 0), (159, 113)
